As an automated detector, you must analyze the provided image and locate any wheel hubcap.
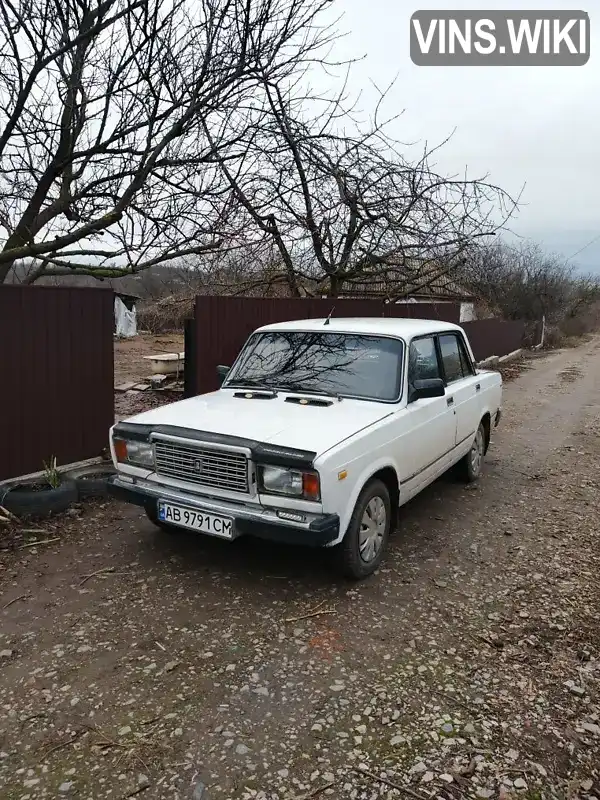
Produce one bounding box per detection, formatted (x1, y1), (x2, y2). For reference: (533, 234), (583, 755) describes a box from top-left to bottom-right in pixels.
(470, 427), (484, 474)
(358, 496), (387, 563)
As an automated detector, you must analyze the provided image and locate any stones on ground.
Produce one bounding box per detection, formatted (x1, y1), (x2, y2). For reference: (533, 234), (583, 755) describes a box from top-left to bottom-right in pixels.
(192, 780), (208, 799)
(514, 778), (528, 790)
(3, 362), (600, 800)
(118, 725), (131, 736)
(165, 660), (180, 672)
(0, 649), (14, 658)
(565, 680), (586, 697)
(58, 782), (74, 793)
(421, 772), (435, 784)
(410, 762), (427, 774)
(235, 743), (250, 755)
(137, 774), (150, 788)
(582, 722), (600, 735)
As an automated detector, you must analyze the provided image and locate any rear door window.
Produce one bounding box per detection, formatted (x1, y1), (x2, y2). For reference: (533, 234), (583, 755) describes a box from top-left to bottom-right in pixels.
(458, 337), (474, 376)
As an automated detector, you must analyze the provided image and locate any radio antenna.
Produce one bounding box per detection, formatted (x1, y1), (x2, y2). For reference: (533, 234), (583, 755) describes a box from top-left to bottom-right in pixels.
(323, 306), (335, 325)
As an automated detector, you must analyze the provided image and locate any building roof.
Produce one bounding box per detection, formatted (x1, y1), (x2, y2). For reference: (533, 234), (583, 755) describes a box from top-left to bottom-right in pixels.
(338, 267), (475, 301)
(257, 317), (463, 338)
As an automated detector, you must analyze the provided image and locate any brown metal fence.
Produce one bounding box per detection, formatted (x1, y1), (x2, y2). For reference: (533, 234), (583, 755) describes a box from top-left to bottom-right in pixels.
(191, 296), (461, 395)
(0, 286), (114, 481)
(462, 319), (526, 363)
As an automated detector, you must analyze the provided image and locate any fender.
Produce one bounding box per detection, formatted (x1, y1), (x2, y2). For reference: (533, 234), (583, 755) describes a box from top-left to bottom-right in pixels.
(327, 455), (401, 547)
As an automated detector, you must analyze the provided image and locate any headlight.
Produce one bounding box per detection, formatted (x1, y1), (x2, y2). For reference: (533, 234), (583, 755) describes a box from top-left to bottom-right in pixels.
(259, 465), (320, 501)
(114, 438), (154, 468)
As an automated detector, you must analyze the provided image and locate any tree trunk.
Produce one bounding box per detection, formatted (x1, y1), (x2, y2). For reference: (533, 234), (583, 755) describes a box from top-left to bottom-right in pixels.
(328, 273), (341, 298)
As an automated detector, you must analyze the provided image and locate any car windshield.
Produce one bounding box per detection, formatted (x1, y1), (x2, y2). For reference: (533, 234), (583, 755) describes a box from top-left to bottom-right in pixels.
(225, 331), (404, 402)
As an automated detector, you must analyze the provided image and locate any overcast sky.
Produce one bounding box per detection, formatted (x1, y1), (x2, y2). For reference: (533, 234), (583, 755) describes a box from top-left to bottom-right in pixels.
(330, 0), (600, 268)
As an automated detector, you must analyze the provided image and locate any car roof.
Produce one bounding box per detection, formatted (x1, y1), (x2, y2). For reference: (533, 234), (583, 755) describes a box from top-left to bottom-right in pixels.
(255, 317), (463, 338)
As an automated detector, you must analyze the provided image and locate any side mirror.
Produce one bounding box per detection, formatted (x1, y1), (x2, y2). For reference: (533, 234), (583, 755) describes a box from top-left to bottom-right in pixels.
(216, 364), (230, 386)
(410, 378), (445, 401)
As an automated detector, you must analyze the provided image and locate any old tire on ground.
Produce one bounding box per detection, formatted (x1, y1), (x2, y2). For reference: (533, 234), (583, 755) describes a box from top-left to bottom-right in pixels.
(335, 479), (391, 580)
(66, 463), (116, 500)
(2, 479), (78, 518)
(459, 422), (486, 483)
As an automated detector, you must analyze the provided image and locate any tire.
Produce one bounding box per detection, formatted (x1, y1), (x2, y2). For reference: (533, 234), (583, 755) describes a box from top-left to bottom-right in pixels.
(66, 464), (115, 500)
(459, 422), (486, 483)
(335, 479), (391, 580)
(2, 479), (78, 518)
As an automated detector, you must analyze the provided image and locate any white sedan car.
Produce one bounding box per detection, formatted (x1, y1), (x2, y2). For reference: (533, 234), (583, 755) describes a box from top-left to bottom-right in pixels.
(109, 318), (502, 578)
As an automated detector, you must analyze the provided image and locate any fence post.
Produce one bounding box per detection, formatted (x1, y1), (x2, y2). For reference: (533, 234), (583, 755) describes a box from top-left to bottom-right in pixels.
(183, 317), (197, 398)
(540, 314), (546, 348)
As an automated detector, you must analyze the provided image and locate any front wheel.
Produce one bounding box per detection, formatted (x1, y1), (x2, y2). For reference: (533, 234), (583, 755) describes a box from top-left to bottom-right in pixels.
(335, 479), (392, 580)
(459, 422), (486, 482)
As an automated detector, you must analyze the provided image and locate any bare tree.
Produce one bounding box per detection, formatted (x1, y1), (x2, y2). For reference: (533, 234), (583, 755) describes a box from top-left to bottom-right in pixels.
(0, 0), (335, 284)
(209, 78), (518, 298)
(461, 238), (600, 326)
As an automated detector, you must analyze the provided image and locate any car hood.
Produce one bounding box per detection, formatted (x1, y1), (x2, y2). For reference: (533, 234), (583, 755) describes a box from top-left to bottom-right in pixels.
(122, 390), (393, 457)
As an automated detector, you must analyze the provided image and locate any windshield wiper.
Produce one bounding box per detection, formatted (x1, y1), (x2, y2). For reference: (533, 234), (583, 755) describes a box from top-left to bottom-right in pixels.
(225, 379), (277, 395)
(278, 384), (344, 401)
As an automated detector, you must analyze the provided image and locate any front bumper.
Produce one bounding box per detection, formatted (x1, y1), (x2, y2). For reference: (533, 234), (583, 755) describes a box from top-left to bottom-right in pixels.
(108, 476), (339, 547)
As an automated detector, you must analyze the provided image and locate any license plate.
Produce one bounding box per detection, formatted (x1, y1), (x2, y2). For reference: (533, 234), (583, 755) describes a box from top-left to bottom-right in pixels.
(157, 502), (233, 539)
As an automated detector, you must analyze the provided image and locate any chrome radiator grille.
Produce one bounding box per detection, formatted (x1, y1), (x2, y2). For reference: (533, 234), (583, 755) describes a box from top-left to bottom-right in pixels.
(153, 439), (249, 493)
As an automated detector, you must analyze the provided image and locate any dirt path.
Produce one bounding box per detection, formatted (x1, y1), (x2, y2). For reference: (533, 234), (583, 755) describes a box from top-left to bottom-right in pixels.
(1, 340), (599, 800)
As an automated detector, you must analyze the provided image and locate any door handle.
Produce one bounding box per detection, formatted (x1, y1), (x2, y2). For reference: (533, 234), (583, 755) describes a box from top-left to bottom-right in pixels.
(446, 396), (454, 407)
(475, 383), (481, 392)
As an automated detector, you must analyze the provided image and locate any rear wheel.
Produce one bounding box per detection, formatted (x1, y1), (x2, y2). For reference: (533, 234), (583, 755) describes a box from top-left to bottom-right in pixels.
(335, 479), (391, 580)
(459, 422), (486, 482)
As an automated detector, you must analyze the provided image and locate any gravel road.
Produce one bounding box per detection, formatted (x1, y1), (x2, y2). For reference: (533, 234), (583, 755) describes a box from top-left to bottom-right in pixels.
(1, 339), (599, 800)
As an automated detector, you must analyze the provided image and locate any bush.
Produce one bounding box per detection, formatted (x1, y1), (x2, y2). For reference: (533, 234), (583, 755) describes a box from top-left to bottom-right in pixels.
(462, 240), (600, 341)
(137, 294), (196, 333)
